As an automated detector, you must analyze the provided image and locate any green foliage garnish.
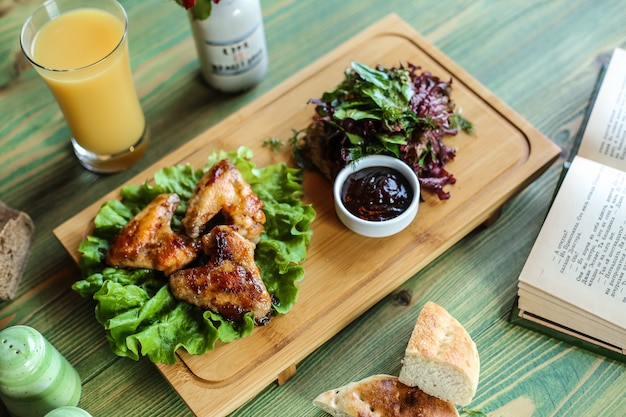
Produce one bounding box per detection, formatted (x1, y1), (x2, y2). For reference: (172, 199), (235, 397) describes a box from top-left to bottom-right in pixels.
(292, 61), (474, 200)
(262, 137), (285, 153)
(174, 0), (215, 20)
(459, 406), (487, 416)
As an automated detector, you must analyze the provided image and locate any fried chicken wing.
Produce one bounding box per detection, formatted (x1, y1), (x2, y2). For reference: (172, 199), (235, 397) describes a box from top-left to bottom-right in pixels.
(106, 193), (201, 276)
(169, 225), (272, 324)
(182, 159), (266, 242)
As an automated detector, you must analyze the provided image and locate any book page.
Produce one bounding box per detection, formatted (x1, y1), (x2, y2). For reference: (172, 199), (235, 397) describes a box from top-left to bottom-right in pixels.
(518, 155), (626, 329)
(578, 48), (626, 171)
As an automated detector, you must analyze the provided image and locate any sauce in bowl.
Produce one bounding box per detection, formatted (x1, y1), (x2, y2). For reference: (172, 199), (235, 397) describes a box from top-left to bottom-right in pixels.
(341, 166), (413, 221)
(333, 155), (420, 238)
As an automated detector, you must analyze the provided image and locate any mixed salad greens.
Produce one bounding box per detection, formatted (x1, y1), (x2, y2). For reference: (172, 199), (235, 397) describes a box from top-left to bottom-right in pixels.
(292, 61), (474, 200)
(73, 148), (316, 364)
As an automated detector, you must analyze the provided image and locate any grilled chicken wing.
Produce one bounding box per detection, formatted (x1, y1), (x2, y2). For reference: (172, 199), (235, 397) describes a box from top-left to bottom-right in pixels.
(182, 159), (266, 242)
(169, 225), (272, 324)
(106, 193), (201, 276)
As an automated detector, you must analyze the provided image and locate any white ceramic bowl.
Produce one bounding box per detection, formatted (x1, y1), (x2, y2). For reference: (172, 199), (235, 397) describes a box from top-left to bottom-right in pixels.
(333, 155), (420, 238)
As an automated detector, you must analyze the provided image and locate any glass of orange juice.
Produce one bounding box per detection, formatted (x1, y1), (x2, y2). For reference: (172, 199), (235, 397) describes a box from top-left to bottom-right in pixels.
(20, 0), (148, 173)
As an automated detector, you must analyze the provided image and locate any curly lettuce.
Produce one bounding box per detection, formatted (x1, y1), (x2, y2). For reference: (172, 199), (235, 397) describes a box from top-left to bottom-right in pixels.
(73, 147), (316, 364)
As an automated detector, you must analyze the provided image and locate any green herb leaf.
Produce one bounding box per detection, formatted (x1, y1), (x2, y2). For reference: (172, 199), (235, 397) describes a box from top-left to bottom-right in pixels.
(186, 0), (213, 20)
(262, 137), (285, 153)
(458, 406), (487, 416)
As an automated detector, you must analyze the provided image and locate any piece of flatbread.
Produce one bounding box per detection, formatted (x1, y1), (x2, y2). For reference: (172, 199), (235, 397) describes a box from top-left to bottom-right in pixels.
(399, 301), (480, 406)
(313, 374), (459, 417)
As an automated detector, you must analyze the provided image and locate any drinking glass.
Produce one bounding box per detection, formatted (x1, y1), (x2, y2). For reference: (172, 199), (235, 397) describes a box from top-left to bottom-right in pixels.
(20, 0), (149, 173)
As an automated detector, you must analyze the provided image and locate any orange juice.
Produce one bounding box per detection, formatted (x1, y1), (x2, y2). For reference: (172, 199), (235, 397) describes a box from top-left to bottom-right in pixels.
(30, 8), (145, 156)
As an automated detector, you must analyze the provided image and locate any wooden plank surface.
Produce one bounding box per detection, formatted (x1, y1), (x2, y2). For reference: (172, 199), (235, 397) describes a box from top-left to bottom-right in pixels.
(2, 1), (626, 416)
(54, 14), (560, 417)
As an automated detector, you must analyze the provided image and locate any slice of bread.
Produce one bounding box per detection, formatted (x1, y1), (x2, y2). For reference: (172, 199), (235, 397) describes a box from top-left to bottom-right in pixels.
(398, 301), (479, 406)
(0, 201), (35, 300)
(313, 374), (459, 417)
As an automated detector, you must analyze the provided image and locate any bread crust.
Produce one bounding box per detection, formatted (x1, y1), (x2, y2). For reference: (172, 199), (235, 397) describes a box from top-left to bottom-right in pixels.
(313, 374), (459, 417)
(399, 301), (480, 406)
(0, 201), (35, 300)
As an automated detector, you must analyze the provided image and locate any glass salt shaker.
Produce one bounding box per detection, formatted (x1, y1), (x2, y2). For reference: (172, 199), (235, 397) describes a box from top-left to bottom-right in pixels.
(0, 325), (82, 417)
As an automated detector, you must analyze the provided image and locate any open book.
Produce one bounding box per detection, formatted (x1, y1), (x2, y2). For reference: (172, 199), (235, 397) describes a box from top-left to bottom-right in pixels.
(512, 48), (626, 361)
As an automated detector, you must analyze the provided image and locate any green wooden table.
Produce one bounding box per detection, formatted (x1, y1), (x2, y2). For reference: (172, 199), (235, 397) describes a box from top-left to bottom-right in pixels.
(1, 0), (625, 416)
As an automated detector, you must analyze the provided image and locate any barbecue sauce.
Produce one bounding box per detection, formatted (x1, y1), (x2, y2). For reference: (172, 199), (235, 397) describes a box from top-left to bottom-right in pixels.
(341, 166), (413, 221)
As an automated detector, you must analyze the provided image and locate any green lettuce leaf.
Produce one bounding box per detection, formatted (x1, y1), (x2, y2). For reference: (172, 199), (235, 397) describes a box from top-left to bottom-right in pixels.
(73, 147), (316, 364)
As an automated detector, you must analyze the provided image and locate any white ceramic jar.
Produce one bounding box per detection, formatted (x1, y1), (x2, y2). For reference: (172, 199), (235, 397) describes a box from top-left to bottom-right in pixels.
(188, 0), (268, 93)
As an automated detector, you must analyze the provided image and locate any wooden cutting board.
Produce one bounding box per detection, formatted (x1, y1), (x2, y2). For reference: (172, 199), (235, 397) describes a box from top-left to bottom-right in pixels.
(54, 14), (561, 417)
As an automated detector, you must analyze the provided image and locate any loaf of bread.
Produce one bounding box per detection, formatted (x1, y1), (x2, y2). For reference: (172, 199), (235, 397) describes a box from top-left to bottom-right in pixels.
(398, 301), (480, 406)
(313, 374), (459, 417)
(0, 201), (35, 300)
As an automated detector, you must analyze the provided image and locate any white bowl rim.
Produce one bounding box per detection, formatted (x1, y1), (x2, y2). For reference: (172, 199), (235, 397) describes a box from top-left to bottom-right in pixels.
(333, 155), (420, 233)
